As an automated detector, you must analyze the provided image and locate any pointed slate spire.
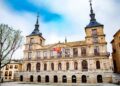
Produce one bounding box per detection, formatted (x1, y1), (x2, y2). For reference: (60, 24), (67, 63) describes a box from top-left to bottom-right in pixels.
(89, 0), (96, 21)
(86, 0), (103, 28)
(30, 13), (42, 36)
(35, 13), (39, 30)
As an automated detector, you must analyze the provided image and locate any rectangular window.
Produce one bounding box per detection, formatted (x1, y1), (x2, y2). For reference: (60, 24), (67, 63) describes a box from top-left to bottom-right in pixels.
(15, 65), (18, 69)
(65, 49), (70, 57)
(92, 29), (97, 36)
(36, 51), (41, 59)
(43, 51), (47, 59)
(30, 38), (34, 43)
(10, 65), (13, 69)
(28, 52), (32, 60)
(6, 65), (9, 70)
(81, 47), (86, 56)
(93, 37), (98, 43)
(73, 48), (78, 57)
(29, 45), (32, 50)
(50, 50), (54, 58)
(94, 46), (99, 55)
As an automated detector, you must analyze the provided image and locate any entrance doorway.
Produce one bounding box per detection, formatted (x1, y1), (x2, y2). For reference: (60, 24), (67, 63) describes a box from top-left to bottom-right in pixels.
(20, 75), (23, 81)
(72, 75), (76, 83)
(54, 75), (58, 83)
(37, 75), (41, 82)
(82, 75), (87, 83)
(62, 75), (67, 83)
(97, 75), (103, 83)
(30, 75), (33, 82)
(45, 75), (49, 82)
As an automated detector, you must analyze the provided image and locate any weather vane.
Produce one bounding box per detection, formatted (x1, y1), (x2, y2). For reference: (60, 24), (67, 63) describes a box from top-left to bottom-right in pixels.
(89, 0), (92, 7)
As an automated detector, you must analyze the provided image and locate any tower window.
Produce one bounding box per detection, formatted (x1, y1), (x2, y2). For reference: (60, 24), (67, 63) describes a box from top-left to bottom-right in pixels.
(29, 45), (32, 50)
(94, 46), (99, 55)
(28, 52), (32, 60)
(93, 37), (98, 43)
(30, 38), (34, 43)
(96, 61), (100, 69)
(92, 29), (97, 36)
(40, 39), (42, 44)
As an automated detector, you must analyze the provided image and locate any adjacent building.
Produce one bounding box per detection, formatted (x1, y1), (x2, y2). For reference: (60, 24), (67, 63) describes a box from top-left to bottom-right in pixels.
(1, 60), (22, 81)
(15, 1), (113, 83)
(111, 29), (120, 73)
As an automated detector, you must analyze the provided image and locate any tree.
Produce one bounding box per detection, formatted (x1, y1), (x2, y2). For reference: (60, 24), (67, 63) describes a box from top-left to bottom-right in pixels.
(0, 24), (23, 78)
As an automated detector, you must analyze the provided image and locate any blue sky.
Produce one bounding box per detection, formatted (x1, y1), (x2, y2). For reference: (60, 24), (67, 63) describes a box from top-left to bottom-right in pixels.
(0, 0), (120, 58)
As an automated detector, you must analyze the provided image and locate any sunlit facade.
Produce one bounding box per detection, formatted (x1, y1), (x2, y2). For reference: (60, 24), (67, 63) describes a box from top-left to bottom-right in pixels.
(15, 1), (113, 83)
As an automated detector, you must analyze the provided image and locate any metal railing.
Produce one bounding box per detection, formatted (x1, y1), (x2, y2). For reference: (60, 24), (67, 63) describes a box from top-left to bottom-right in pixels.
(24, 52), (110, 61)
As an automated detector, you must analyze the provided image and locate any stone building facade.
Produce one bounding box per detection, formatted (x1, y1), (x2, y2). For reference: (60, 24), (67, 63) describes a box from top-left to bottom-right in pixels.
(15, 1), (113, 83)
(111, 29), (120, 73)
(1, 60), (22, 81)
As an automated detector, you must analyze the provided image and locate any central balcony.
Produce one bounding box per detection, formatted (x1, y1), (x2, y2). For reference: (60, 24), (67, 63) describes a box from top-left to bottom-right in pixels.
(24, 52), (110, 61)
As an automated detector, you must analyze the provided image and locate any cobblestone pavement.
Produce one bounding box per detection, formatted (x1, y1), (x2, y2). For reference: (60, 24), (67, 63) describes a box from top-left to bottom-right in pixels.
(0, 82), (119, 86)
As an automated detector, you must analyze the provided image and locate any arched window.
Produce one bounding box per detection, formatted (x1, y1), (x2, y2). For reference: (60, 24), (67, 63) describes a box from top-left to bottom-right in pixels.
(66, 62), (69, 70)
(82, 60), (88, 71)
(20, 75), (23, 81)
(58, 63), (62, 70)
(44, 63), (47, 71)
(96, 61), (100, 69)
(97, 75), (103, 83)
(74, 62), (78, 70)
(51, 63), (54, 71)
(5, 71), (8, 76)
(37, 75), (41, 82)
(45, 75), (49, 82)
(62, 75), (67, 83)
(81, 75), (87, 83)
(30, 75), (33, 82)
(54, 75), (58, 83)
(27, 63), (31, 71)
(36, 63), (40, 72)
(72, 75), (76, 83)
(9, 71), (12, 76)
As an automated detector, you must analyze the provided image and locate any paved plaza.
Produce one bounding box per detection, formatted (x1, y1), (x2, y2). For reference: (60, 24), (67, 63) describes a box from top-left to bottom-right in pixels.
(1, 82), (120, 86)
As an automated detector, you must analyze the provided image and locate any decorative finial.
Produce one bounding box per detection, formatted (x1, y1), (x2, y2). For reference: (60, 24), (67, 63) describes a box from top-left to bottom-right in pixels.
(36, 12), (39, 25)
(89, 0), (96, 21)
(35, 12), (39, 30)
(86, 0), (103, 28)
(89, 0), (93, 14)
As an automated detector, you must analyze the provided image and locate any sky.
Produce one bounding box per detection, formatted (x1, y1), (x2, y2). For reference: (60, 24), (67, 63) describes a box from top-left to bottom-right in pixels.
(0, 0), (120, 59)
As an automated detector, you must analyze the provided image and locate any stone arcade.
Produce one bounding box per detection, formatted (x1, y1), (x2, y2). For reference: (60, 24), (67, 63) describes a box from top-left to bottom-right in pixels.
(15, 1), (113, 83)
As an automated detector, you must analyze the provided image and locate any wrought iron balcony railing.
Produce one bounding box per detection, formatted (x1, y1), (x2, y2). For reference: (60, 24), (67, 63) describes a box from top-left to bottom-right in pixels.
(23, 52), (110, 61)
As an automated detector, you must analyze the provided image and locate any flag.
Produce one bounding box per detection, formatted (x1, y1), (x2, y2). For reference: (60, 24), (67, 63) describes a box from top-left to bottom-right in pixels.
(53, 47), (61, 53)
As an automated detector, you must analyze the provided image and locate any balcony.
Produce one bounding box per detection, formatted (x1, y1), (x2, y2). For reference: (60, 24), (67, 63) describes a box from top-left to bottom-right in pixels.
(23, 52), (110, 61)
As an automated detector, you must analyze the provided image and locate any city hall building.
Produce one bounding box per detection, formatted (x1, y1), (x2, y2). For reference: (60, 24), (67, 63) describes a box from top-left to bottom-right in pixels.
(15, 1), (113, 83)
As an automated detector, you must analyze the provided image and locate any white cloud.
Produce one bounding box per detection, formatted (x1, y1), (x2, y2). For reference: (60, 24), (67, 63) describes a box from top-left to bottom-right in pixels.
(32, 0), (120, 52)
(0, 0), (120, 59)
